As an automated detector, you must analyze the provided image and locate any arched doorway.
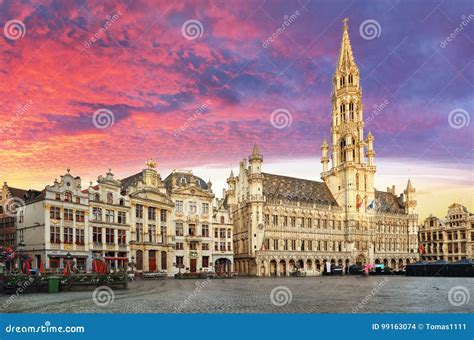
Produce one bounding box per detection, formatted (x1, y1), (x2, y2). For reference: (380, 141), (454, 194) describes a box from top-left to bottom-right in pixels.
(375, 259), (381, 264)
(338, 259), (343, 267)
(406, 259), (411, 265)
(390, 259), (396, 270)
(316, 260), (321, 271)
(136, 250), (143, 271)
(149, 250), (157, 272)
(356, 254), (366, 266)
(398, 259), (404, 270)
(289, 259), (295, 273)
(383, 259), (389, 268)
(270, 260), (277, 276)
(306, 259), (312, 271)
(297, 259), (304, 270)
(215, 258), (232, 274)
(279, 260), (286, 276)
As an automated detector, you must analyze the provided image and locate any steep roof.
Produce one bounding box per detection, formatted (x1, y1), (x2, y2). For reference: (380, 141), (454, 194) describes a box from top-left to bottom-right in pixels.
(8, 187), (28, 199)
(375, 190), (405, 214)
(163, 171), (208, 192)
(120, 172), (143, 190)
(262, 173), (338, 206)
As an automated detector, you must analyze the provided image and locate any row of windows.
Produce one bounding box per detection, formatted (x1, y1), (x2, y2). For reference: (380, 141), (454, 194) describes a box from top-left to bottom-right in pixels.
(92, 227), (127, 244)
(421, 230), (472, 241)
(50, 207), (86, 222)
(135, 205), (167, 221)
(175, 241), (232, 251)
(338, 74), (354, 87)
(134, 223), (167, 243)
(92, 207), (126, 224)
(92, 193), (126, 206)
(50, 226), (85, 244)
(259, 239), (343, 252)
(175, 201), (209, 214)
(264, 215), (343, 229)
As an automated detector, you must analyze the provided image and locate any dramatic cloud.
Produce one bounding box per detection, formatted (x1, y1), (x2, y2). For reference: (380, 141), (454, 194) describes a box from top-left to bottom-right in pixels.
(0, 0), (472, 217)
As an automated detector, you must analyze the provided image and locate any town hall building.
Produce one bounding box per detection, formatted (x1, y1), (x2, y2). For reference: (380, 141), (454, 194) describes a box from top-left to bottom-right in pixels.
(225, 19), (420, 276)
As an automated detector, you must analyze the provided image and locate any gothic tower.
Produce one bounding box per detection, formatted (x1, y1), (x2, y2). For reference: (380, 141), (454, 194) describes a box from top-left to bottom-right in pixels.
(321, 18), (376, 214)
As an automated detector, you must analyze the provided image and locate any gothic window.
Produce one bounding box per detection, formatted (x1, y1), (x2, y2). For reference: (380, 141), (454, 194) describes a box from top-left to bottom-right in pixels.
(348, 74), (353, 84)
(339, 139), (346, 162)
(356, 173), (360, 190)
(339, 76), (345, 87)
(349, 102), (354, 120)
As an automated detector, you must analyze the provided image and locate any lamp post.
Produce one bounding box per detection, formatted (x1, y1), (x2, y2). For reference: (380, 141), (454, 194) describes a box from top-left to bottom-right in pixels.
(65, 252), (72, 273)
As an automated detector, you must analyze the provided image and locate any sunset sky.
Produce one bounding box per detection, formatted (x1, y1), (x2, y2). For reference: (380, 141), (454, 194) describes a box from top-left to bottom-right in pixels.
(0, 0), (472, 219)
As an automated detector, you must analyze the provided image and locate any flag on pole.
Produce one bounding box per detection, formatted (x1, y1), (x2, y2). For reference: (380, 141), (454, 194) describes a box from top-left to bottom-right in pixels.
(367, 200), (375, 210)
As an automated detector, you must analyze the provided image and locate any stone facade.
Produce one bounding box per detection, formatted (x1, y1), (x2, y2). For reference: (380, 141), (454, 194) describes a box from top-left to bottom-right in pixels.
(163, 169), (215, 275)
(121, 160), (175, 274)
(420, 203), (474, 261)
(16, 170), (90, 270)
(84, 170), (131, 270)
(226, 20), (419, 277)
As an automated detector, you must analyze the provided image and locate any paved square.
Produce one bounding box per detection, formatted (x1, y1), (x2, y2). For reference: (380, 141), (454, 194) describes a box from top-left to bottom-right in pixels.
(1, 276), (472, 313)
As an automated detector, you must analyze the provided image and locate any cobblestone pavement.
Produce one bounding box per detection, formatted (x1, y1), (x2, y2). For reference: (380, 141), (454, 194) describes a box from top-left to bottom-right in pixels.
(1, 276), (472, 313)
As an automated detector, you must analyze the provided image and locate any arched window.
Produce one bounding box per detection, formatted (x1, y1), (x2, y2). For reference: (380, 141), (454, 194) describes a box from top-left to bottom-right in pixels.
(348, 74), (353, 84)
(180, 177), (187, 185)
(64, 191), (72, 202)
(220, 216), (225, 224)
(339, 139), (346, 162)
(94, 194), (100, 202)
(349, 103), (354, 120)
(356, 173), (360, 190)
(107, 193), (113, 204)
(339, 76), (345, 87)
(119, 198), (125, 206)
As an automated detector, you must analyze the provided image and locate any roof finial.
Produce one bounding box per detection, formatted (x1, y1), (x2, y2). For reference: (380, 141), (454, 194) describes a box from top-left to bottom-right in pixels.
(343, 18), (349, 31)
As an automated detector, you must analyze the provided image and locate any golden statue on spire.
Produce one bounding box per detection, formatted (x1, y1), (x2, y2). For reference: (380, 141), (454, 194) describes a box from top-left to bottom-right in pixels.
(343, 18), (349, 31)
(146, 158), (157, 169)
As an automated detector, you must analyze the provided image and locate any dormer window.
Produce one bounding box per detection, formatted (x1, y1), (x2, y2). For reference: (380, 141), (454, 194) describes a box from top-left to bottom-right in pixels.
(119, 198), (125, 206)
(64, 191), (72, 202)
(55, 193), (61, 201)
(107, 193), (113, 204)
(180, 177), (186, 185)
(94, 194), (100, 202)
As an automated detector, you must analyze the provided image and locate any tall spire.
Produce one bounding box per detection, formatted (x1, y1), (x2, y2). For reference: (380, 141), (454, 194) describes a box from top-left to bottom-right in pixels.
(337, 18), (357, 71)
